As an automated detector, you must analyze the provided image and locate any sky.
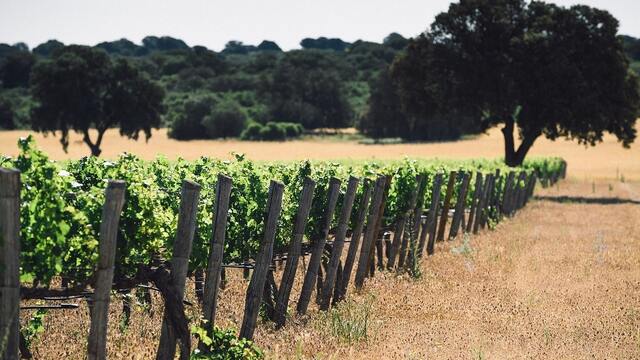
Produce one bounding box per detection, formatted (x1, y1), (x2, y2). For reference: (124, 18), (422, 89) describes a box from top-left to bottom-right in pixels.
(1, 0), (639, 51)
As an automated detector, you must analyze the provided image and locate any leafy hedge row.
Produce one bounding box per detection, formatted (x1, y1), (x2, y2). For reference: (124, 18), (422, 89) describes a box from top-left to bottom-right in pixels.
(0, 136), (565, 287)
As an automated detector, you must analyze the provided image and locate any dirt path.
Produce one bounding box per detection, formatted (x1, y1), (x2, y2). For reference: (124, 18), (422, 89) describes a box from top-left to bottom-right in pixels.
(259, 179), (640, 359)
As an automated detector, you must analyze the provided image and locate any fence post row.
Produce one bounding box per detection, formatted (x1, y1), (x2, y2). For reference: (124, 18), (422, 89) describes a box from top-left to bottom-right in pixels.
(274, 177), (315, 328)
(337, 179), (372, 300)
(87, 180), (126, 360)
(354, 176), (387, 290)
(157, 180), (201, 360)
(1, 168), (20, 360)
(319, 177), (359, 310)
(424, 172), (444, 257)
(448, 172), (471, 240)
(239, 181), (284, 340)
(395, 174), (425, 269)
(296, 178), (341, 315)
(436, 171), (457, 242)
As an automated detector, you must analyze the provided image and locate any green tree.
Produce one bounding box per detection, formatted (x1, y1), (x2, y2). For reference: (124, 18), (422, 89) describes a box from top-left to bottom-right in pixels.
(167, 95), (215, 140)
(393, 0), (640, 166)
(0, 50), (36, 88)
(32, 40), (65, 57)
(263, 51), (352, 129)
(30, 45), (165, 156)
(0, 97), (15, 129)
(202, 99), (247, 138)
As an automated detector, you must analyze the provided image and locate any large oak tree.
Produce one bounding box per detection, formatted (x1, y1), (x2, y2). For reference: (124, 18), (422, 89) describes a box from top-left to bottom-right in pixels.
(30, 45), (165, 156)
(392, 0), (640, 166)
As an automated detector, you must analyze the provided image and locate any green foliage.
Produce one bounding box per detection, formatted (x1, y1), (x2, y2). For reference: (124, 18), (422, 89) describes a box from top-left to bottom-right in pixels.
(239, 122), (304, 141)
(30, 45), (165, 156)
(202, 100), (247, 138)
(21, 309), (47, 352)
(1, 137), (565, 288)
(191, 324), (263, 360)
(392, 0), (640, 166)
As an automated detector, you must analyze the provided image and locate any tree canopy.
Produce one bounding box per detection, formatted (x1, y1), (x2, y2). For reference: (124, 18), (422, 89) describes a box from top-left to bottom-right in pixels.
(30, 45), (165, 156)
(391, 0), (640, 166)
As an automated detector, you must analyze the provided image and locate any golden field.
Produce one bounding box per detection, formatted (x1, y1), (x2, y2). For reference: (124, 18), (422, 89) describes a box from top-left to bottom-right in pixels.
(1, 126), (638, 180)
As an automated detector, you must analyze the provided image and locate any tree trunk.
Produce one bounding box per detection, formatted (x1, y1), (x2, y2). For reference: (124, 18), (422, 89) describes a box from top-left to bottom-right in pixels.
(82, 128), (106, 157)
(501, 118), (539, 167)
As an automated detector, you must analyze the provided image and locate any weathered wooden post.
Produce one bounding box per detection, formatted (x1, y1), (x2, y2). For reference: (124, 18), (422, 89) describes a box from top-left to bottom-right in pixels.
(296, 178), (340, 315)
(354, 176), (386, 290)
(396, 175), (425, 269)
(240, 180), (284, 340)
(465, 172), (483, 233)
(473, 174), (491, 234)
(424, 173), (444, 256)
(274, 178), (315, 327)
(501, 171), (516, 216)
(200, 175), (233, 340)
(1, 168), (20, 360)
(515, 171), (528, 210)
(525, 174), (537, 204)
(87, 180), (126, 360)
(157, 180), (201, 360)
(336, 180), (372, 300)
(373, 175), (392, 272)
(448, 171), (471, 240)
(479, 175), (495, 230)
(319, 177), (359, 310)
(436, 171), (457, 242)
(389, 175), (423, 269)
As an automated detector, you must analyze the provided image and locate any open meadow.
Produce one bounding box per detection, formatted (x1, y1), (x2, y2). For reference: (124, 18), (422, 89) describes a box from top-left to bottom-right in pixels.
(1, 126), (639, 181)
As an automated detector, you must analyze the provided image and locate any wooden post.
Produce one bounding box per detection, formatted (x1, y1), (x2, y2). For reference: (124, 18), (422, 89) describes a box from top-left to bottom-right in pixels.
(274, 178), (315, 328)
(436, 171), (457, 242)
(296, 178), (340, 315)
(525, 174), (537, 204)
(448, 172), (471, 240)
(319, 177), (359, 310)
(516, 171), (528, 210)
(200, 175), (233, 338)
(239, 181), (284, 340)
(424, 173), (444, 257)
(395, 175), (425, 269)
(354, 176), (386, 290)
(465, 173), (483, 233)
(372, 175), (392, 272)
(479, 175), (495, 230)
(472, 174), (491, 234)
(502, 171), (516, 216)
(87, 181), (126, 360)
(0, 168), (20, 360)
(157, 180), (201, 360)
(337, 180), (372, 301)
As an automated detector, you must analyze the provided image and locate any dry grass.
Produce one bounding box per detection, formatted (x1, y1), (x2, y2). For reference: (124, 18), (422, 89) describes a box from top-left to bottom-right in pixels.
(22, 179), (640, 359)
(1, 126), (639, 180)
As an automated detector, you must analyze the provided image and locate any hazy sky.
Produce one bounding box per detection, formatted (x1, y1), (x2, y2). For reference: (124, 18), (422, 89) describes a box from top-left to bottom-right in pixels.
(1, 0), (639, 51)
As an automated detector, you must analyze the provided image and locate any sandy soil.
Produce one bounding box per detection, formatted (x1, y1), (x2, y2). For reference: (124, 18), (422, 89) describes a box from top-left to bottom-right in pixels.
(25, 179), (640, 359)
(1, 127), (638, 180)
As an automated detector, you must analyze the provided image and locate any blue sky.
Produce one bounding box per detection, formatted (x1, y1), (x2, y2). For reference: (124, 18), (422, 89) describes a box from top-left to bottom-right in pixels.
(1, 0), (638, 51)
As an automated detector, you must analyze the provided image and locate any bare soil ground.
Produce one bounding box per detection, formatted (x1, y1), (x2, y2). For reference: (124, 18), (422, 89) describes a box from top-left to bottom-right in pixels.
(1, 127), (638, 180)
(25, 178), (640, 359)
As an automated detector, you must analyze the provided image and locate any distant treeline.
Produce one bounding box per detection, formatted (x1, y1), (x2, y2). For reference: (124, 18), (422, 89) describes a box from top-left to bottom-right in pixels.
(0, 33), (639, 141)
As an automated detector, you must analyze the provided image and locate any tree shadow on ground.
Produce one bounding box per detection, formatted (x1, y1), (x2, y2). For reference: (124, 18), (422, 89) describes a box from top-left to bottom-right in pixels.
(534, 195), (640, 205)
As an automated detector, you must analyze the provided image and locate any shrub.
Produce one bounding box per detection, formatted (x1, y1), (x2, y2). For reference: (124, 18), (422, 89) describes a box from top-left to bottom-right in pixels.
(202, 100), (247, 138)
(278, 122), (304, 138)
(239, 122), (263, 140)
(167, 96), (215, 140)
(259, 122), (287, 141)
(191, 325), (263, 360)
